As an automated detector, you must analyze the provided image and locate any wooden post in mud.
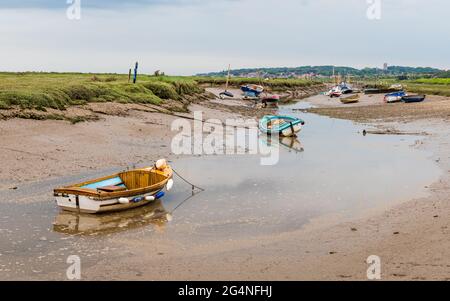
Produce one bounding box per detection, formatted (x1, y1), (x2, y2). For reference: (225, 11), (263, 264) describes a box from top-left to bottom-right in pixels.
(133, 62), (138, 84)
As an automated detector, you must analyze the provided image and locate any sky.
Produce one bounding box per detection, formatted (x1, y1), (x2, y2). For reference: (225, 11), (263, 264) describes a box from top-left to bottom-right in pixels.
(0, 0), (449, 75)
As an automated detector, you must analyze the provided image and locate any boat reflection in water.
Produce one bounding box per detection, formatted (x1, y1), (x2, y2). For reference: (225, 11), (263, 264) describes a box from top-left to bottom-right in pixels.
(53, 200), (171, 236)
(260, 135), (304, 153)
(279, 136), (304, 153)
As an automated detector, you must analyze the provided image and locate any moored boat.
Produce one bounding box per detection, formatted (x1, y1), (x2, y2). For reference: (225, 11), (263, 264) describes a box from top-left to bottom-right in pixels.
(384, 91), (407, 103)
(54, 159), (173, 214)
(219, 91), (234, 99)
(330, 90), (342, 98)
(241, 84), (264, 96)
(259, 115), (305, 137)
(340, 94), (360, 104)
(364, 88), (402, 95)
(402, 95), (426, 103)
(327, 82), (353, 97)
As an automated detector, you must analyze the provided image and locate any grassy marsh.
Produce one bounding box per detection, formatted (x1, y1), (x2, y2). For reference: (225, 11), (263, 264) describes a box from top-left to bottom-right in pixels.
(0, 72), (203, 111)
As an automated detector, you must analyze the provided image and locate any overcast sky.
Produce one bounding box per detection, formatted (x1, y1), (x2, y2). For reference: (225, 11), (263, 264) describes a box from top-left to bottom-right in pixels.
(0, 0), (448, 75)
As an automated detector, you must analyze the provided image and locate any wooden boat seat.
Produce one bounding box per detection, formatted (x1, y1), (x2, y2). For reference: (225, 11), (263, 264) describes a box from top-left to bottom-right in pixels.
(97, 185), (127, 193)
(81, 176), (124, 190)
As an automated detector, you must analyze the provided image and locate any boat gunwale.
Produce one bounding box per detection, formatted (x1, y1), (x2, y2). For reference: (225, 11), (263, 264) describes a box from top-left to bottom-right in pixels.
(54, 166), (173, 200)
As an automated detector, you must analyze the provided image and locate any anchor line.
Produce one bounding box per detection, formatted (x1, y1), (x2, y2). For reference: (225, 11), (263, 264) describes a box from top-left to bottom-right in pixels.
(167, 167), (205, 215)
(172, 167), (205, 192)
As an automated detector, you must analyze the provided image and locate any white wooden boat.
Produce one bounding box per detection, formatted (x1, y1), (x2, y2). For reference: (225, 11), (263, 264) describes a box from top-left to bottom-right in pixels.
(54, 159), (173, 214)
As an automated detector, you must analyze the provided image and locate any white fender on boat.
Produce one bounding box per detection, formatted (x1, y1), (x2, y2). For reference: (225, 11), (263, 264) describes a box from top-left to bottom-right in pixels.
(145, 195), (155, 201)
(166, 179), (174, 191)
(119, 197), (130, 204)
(156, 159), (167, 171)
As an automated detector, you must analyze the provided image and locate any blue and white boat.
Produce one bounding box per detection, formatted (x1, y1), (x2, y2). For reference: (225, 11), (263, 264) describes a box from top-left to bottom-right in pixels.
(241, 84), (264, 96)
(259, 115), (305, 137)
(384, 91), (407, 103)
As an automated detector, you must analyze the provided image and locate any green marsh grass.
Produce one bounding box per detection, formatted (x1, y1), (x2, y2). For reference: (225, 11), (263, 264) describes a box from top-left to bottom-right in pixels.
(0, 73), (205, 111)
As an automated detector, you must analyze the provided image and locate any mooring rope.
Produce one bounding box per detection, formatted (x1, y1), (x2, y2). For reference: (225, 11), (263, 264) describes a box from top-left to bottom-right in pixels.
(169, 167), (205, 214)
(172, 167), (205, 192)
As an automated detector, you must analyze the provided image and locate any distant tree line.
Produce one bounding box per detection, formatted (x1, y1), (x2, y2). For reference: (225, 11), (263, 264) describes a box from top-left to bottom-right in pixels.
(198, 65), (443, 78)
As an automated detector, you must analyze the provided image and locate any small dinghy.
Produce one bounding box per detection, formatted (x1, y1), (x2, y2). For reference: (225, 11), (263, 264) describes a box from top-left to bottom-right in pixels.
(340, 94), (360, 104)
(219, 91), (234, 99)
(402, 95), (426, 103)
(54, 159), (173, 214)
(384, 91), (407, 103)
(241, 84), (264, 96)
(330, 90), (342, 98)
(259, 115), (305, 137)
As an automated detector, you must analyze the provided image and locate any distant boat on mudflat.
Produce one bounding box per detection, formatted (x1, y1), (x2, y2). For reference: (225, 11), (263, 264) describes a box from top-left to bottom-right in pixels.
(340, 94), (360, 104)
(384, 91), (407, 103)
(241, 84), (264, 96)
(402, 95), (426, 103)
(364, 88), (402, 95)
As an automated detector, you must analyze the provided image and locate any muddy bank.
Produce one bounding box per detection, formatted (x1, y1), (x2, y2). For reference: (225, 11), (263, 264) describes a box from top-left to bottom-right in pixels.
(79, 103), (449, 281)
(205, 84), (325, 102)
(306, 93), (450, 122)
(0, 93), (449, 281)
(0, 102), (241, 187)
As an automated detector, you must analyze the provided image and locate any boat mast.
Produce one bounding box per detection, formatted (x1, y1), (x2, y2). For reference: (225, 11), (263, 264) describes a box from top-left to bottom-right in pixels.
(225, 64), (231, 92)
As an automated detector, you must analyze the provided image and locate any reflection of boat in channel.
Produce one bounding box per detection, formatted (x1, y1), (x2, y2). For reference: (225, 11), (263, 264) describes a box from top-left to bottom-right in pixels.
(260, 135), (304, 153)
(53, 200), (170, 236)
(279, 136), (304, 152)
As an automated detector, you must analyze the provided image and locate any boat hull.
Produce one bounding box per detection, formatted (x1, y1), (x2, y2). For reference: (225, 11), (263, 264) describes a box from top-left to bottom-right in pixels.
(384, 96), (402, 103)
(365, 88), (402, 95)
(402, 95), (426, 103)
(340, 95), (359, 104)
(259, 116), (304, 137)
(56, 189), (164, 214)
(280, 124), (302, 137)
(384, 91), (406, 103)
(330, 92), (342, 98)
(241, 85), (264, 96)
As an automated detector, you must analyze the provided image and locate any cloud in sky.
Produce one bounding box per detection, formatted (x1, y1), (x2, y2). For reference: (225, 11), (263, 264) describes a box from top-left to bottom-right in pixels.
(0, 0), (449, 75)
(0, 0), (213, 9)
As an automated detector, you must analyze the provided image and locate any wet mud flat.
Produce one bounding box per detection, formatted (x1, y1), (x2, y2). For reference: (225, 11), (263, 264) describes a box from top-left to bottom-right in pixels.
(0, 103), (444, 280)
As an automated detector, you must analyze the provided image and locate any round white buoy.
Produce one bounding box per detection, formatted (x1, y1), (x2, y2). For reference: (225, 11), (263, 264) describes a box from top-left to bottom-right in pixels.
(155, 159), (167, 171)
(145, 195), (155, 201)
(118, 198), (129, 204)
(166, 179), (174, 191)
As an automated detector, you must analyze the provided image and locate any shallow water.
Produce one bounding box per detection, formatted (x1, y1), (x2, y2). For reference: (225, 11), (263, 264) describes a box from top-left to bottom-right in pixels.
(0, 101), (442, 279)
